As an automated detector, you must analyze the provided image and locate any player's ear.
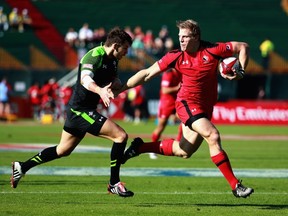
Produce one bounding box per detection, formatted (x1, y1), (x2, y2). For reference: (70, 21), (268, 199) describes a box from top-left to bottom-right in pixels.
(113, 43), (119, 52)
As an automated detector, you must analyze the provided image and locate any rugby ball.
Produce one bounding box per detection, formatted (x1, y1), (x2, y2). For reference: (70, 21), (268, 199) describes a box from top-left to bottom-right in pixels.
(218, 57), (240, 76)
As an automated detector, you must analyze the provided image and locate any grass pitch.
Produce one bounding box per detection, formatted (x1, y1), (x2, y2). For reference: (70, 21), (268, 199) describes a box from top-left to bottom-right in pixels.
(0, 120), (287, 215)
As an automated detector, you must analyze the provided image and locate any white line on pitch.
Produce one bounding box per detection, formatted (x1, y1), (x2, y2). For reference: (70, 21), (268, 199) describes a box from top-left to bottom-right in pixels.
(1, 166), (288, 178)
(0, 191), (287, 195)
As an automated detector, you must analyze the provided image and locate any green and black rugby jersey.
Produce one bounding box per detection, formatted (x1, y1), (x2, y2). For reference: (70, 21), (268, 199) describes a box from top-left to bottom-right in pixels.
(68, 45), (118, 110)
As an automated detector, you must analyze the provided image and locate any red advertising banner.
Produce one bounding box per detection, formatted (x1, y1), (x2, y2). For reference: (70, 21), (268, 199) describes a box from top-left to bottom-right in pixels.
(212, 100), (288, 125)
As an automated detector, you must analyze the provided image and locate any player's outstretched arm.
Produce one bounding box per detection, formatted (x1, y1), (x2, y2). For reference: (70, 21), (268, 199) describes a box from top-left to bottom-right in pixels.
(114, 62), (162, 95)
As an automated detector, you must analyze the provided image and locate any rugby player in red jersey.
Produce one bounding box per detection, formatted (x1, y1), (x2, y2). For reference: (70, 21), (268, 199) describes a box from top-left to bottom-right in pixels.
(116, 19), (254, 198)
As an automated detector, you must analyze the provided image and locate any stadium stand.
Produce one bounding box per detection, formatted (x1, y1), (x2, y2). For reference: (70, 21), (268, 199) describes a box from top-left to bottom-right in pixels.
(1, 0), (287, 72)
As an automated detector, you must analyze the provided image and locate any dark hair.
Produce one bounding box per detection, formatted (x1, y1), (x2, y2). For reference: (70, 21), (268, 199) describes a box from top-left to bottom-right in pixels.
(105, 27), (132, 47)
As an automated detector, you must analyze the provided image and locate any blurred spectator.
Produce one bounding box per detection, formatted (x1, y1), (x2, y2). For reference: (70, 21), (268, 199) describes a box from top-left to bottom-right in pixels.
(57, 82), (73, 122)
(259, 37), (274, 71)
(131, 34), (145, 58)
(78, 23), (93, 46)
(8, 8), (20, 32)
(0, 77), (12, 117)
(124, 26), (134, 40)
(65, 27), (78, 47)
(49, 78), (59, 118)
(124, 26), (134, 57)
(77, 23), (93, 59)
(127, 85), (149, 124)
(0, 6), (9, 37)
(40, 78), (59, 118)
(143, 29), (154, 54)
(133, 25), (144, 39)
(93, 27), (107, 45)
(158, 25), (169, 43)
(164, 37), (174, 52)
(27, 81), (41, 120)
(151, 25), (172, 56)
(76, 40), (87, 62)
(153, 37), (165, 57)
(132, 25), (145, 57)
(19, 8), (32, 32)
(40, 80), (53, 116)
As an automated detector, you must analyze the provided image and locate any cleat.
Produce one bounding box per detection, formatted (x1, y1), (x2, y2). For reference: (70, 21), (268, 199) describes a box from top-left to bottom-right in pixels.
(122, 137), (144, 164)
(107, 182), (134, 197)
(232, 180), (254, 198)
(11, 161), (24, 189)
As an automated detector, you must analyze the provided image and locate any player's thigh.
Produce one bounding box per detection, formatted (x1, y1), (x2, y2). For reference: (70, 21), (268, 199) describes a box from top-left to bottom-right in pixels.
(98, 118), (128, 143)
(192, 117), (219, 140)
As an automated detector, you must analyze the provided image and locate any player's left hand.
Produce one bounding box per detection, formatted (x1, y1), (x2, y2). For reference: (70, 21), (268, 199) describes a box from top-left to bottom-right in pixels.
(221, 69), (245, 80)
(99, 83), (115, 107)
(220, 72), (237, 80)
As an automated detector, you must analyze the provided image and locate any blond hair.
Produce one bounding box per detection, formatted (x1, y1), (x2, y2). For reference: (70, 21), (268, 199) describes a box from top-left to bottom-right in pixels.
(176, 19), (201, 39)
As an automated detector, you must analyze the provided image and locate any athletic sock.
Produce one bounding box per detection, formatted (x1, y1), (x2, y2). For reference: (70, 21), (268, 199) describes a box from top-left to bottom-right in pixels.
(139, 141), (161, 154)
(110, 142), (126, 185)
(159, 139), (174, 156)
(152, 132), (160, 142)
(21, 146), (59, 174)
(211, 150), (239, 189)
(138, 139), (174, 156)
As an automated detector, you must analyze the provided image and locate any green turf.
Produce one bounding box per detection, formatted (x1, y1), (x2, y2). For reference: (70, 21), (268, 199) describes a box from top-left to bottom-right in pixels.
(0, 176), (287, 216)
(0, 120), (288, 215)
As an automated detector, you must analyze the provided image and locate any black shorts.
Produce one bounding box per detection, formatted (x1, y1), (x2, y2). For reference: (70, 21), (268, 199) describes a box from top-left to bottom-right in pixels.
(63, 108), (107, 139)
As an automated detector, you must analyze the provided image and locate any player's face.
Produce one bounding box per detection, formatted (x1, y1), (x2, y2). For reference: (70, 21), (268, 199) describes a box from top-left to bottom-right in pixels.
(178, 28), (197, 52)
(114, 42), (130, 60)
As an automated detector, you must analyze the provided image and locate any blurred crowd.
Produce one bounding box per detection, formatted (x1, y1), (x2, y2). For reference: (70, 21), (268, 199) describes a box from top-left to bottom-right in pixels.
(0, 6), (32, 37)
(65, 23), (175, 62)
(27, 78), (73, 122)
(1, 10), (176, 123)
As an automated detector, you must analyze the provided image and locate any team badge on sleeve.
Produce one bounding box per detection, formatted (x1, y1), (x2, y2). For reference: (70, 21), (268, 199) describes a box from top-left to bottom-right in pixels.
(226, 44), (231, 51)
(83, 64), (93, 70)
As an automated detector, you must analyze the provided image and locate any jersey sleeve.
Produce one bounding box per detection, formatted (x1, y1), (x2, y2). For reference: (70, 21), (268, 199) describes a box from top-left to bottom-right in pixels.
(157, 50), (182, 71)
(211, 42), (234, 58)
(80, 47), (102, 72)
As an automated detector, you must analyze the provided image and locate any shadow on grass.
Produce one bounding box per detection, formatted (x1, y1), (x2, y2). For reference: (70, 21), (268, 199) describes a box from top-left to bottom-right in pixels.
(196, 203), (288, 210)
(135, 203), (288, 210)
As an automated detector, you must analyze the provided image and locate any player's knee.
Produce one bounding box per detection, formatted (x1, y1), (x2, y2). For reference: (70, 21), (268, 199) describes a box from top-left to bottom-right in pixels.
(114, 130), (128, 143)
(181, 151), (194, 159)
(207, 130), (221, 146)
(174, 148), (193, 159)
